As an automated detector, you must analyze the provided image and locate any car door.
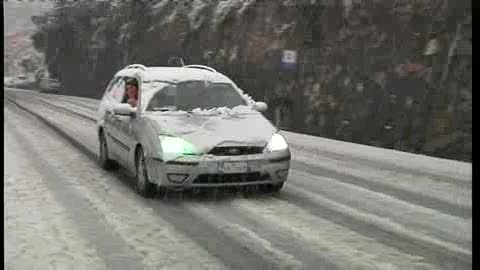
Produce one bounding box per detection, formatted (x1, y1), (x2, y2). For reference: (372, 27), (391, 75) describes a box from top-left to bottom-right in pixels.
(98, 76), (118, 122)
(115, 75), (142, 168)
(104, 76), (129, 160)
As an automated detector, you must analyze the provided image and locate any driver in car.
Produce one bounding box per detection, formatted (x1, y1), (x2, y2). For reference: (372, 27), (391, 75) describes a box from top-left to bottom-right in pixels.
(124, 78), (139, 107)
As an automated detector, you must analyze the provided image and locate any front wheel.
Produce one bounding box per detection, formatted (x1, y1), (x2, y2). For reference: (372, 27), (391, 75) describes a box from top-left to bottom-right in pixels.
(99, 132), (116, 170)
(135, 148), (156, 198)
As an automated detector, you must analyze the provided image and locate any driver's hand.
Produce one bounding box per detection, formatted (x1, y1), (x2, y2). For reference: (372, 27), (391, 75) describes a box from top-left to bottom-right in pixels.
(127, 98), (137, 107)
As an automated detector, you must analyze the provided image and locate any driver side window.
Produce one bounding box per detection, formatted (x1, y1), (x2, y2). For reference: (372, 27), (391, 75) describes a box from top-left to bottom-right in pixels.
(108, 77), (126, 103)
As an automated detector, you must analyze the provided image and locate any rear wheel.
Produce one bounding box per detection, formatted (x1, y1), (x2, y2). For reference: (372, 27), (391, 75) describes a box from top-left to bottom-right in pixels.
(135, 147), (156, 198)
(99, 132), (116, 170)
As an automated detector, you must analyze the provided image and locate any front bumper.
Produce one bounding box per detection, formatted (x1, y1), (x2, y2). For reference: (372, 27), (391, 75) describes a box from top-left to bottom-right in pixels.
(146, 151), (291, 188)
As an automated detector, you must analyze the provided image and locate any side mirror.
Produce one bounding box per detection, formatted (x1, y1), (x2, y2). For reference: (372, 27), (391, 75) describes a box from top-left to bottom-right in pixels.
(252, 102), (268, 112)
(113, 103), (136, 116)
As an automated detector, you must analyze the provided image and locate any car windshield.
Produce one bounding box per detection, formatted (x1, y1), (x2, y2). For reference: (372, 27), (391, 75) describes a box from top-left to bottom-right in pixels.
(146, 80), (247, 111)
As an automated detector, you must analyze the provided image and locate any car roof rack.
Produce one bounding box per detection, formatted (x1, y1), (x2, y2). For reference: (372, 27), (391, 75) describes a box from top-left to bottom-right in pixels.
(125, 64), (147, 71)
(183, 65), (217, 73)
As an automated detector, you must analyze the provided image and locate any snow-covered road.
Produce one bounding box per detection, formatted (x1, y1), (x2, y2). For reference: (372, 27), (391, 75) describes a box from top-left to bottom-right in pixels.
(4, 89), (472, 270)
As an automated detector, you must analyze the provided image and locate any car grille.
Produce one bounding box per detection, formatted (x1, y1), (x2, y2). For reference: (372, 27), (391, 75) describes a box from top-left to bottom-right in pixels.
(208, 146), (264, 156)
(193, 173), (270, 184)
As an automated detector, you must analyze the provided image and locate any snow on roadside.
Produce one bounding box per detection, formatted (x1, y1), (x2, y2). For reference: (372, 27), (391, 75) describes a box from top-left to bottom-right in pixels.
(50, 151), (226, 269)
(288, 168), (471, 249)
(186, 203), (303, 270)
(292, 147), (472, 210)
(4, 110), (104, 269)
(283, 131), (472, 181)
(231, 197), (437, 270)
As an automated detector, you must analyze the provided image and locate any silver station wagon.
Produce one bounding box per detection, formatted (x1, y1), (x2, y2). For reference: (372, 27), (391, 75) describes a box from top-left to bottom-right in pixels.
(97, 64), (291, 197)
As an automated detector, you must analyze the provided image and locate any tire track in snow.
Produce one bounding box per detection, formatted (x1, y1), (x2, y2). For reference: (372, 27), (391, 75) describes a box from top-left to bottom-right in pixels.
(288, 169), (471, 250)
(5, 104), (144, 270)
(5, 104), (226, 269)
(4, 111), (105, 270)
(10, 92), (97, 123)
(193, 201), (340, 270)
(37, 95), (97, 117)
(183, 203), (304, 270)
(284, 132), (471, 183)
(291, 156), (471, 219)
(228, 197), (438, 270)
(53, 95), (99, 111)
(274, 187), (471, 269)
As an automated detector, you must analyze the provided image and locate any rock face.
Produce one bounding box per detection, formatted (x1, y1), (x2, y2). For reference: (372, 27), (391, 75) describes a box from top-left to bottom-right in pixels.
(32, 0), (471, 162)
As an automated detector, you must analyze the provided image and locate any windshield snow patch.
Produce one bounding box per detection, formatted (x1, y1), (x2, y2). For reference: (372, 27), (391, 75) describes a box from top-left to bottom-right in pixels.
(190, 105), (253, 115)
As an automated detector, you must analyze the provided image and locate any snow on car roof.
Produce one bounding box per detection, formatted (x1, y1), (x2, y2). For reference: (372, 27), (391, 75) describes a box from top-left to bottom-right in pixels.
(116, 66), (233, 84)
(145, 67), (232, 83)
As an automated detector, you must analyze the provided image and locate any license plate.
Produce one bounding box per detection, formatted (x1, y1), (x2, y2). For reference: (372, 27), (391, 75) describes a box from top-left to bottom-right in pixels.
(219, 161), (248, 173)
(198, 162), (218, 173)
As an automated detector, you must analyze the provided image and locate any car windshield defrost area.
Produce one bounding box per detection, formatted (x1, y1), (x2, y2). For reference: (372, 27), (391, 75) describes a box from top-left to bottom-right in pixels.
(147, 81), (247, 111)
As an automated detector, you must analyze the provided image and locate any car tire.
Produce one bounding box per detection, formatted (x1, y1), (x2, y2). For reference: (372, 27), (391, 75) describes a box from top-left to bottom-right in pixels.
(135, 147), (156, 198)
(99, 132), (116, 170)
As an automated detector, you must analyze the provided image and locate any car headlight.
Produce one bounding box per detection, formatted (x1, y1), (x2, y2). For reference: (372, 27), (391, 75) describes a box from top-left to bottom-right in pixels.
(265, 133), (289, 152)
(159, 136), (198, 155)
